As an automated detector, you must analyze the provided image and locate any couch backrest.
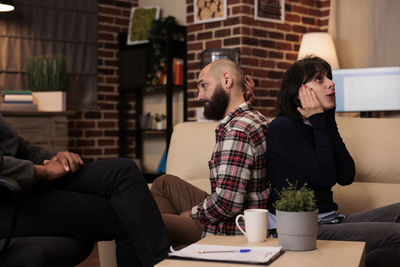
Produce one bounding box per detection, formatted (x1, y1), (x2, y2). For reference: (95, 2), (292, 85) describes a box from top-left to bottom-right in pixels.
(166, 121), (218, 193)
(166, 117), (400, 213)
(336, 116), (400, 184)
(334, 116), (400, 213)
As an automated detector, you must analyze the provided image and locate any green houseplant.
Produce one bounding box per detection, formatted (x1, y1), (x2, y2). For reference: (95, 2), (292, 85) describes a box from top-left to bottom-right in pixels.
(154, 113), (166, 130)
(274, 180), (318, 251)
(146, 16), (178, 91)
(28, 55), (67, 111)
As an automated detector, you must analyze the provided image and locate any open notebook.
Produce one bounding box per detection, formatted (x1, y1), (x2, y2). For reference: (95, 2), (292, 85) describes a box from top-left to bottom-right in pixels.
(168, 244), (284, 265)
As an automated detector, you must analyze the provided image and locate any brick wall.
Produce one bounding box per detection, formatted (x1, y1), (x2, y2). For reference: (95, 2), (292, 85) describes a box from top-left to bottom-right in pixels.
(186, 0), (331, 120)
(67, 0), (138, 162)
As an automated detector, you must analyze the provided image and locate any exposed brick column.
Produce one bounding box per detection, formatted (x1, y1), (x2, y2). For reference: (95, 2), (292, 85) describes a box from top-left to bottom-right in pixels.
(68, 0), (138, 162)
(186, 0), (331, 120)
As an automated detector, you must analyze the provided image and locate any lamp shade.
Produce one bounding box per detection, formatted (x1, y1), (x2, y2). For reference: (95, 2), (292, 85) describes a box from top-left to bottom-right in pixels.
(0, 0), (15, 12)
(298, 32), (340, 69)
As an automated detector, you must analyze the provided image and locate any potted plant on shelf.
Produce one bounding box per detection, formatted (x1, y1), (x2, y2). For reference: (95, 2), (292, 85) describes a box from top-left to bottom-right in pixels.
(154, 113), (166, 130)
(28, 55), (67, 111)
(145, 16), (178, 92)
(274, 180), (318, 251)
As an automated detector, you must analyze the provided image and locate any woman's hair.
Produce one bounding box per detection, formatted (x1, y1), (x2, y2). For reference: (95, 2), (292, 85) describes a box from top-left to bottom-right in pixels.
(276, 56), (332, 120)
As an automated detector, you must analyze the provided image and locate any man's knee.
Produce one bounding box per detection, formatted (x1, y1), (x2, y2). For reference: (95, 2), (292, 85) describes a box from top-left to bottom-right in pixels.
(151, 175), (182, 193)
(98, 158), (145, 187)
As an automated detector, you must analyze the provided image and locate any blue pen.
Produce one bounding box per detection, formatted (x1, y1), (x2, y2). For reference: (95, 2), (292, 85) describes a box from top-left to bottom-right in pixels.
(198, 249), (251, 254)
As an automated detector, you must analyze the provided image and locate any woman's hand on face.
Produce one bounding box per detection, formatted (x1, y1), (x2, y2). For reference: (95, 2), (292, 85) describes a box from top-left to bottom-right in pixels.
(243, 74), (255, 104)
(297, 84), (324, 118)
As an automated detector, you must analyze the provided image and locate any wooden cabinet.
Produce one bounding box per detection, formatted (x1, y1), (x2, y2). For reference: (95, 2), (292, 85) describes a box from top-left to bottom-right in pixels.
(2, 111), (70, 152)
(118, 26), (187, 182)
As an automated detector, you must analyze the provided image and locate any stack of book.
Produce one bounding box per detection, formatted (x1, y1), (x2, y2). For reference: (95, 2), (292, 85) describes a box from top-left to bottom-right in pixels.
(1, 90), (38, 111)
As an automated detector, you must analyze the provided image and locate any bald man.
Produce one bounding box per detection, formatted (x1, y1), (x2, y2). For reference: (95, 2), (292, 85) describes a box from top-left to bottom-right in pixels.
(151, 60), (270, 246)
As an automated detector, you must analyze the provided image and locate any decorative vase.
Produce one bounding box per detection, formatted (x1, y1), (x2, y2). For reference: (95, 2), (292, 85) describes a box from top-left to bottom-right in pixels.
(33, 91), (66, 112)
(276, 210), (318, 251)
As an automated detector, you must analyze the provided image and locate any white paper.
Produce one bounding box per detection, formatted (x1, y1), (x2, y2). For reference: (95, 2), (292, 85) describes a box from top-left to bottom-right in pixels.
(169, 244), (282, 263)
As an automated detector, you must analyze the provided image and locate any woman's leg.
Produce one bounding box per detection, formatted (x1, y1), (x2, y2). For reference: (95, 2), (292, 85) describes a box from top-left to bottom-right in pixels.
(343, 202), (400, 223)
(318, 203), (400, 267)
(318, 222), (400, 267)
(151, 175), (209, 246)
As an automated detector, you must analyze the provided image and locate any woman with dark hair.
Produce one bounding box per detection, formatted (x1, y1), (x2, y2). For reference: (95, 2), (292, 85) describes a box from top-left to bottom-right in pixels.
(267, 56), (400, 267)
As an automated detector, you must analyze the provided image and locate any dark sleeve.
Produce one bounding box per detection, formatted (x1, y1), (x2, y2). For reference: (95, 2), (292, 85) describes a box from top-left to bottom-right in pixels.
(324, 109), (355, 185)
(0, 113), (56, 189)
(0, 137), (55, 190)
(1, 154), (35, 190)
(15, 136), (56, 164)
(269, 114), (350, 189)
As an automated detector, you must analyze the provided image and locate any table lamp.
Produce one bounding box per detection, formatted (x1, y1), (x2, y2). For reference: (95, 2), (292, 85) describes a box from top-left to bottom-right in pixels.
(297, 32), (340, 69)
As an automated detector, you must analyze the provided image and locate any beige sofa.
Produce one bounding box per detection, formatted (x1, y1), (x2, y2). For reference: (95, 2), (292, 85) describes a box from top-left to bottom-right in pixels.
(98, 116), (400, 267)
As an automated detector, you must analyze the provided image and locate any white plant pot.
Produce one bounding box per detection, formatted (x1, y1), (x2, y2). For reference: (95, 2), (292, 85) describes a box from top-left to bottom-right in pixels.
(33, 91), (66, 112)
(276, 210), (318, 251)
(156, 121), (165, 130)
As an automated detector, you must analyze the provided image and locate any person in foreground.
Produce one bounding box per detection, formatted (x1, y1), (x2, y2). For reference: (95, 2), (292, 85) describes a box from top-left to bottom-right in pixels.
(0, 114), (169, 266)
(150, 59), (270, 246)
(267, 56), (400, 267)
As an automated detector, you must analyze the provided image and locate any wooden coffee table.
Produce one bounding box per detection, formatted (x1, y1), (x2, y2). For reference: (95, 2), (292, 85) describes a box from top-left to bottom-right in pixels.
(156, 235), (366, 267)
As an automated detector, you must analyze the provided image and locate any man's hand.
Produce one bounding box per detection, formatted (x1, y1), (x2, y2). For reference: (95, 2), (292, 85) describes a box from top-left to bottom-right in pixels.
(44, 151), (84, 174)
(180, 210), (192, 218)
(243, 75), (255, 104)
(297, 84), (324, 118)
(34, 160), (68, 181)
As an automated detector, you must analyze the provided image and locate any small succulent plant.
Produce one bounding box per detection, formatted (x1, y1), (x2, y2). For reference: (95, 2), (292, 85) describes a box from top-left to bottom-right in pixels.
(274, 179), (317, 212)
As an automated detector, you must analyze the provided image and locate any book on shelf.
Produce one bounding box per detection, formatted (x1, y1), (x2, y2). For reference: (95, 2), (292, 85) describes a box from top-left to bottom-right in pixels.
(173, 58), (184, 85)
(0, 103), (38, 111)
(2, 90), (32, 95)
(2, 90), (33, 103)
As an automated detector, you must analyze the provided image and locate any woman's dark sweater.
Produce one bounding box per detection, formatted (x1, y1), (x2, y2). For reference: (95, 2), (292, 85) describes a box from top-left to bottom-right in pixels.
(267, 110), (356, 214)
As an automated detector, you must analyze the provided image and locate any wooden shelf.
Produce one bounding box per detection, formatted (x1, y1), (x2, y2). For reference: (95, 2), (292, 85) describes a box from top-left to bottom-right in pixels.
(118, 27), (187, 182)
(139, 129), (171, 135)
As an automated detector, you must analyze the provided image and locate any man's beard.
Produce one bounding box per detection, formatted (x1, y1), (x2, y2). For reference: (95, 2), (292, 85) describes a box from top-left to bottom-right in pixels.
(203, 84), (229, 121)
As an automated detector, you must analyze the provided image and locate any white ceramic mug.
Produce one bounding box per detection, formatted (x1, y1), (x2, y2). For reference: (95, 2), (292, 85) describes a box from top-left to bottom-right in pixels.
(235, 209), (268, 243)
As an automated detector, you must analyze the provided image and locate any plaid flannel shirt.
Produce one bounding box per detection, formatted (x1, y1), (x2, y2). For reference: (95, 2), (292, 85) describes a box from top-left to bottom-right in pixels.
(191, 102), (270, 236)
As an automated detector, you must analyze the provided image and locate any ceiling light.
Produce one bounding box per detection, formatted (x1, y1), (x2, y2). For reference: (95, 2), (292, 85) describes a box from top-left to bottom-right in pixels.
(0, 0), (15, 12)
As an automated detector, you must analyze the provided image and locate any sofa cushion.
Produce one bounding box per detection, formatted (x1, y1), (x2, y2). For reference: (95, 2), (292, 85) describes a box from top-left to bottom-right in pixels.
(333, 182), (400, 214)
(166, 122), (218, 193)
(336, 116), (400, 184)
